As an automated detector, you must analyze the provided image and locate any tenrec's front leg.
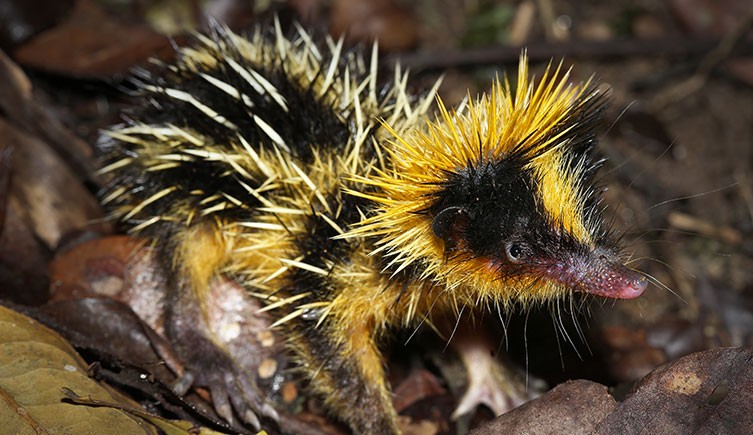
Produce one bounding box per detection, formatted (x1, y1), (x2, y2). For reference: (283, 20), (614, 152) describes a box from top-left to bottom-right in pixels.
(164, 223), (277, 428)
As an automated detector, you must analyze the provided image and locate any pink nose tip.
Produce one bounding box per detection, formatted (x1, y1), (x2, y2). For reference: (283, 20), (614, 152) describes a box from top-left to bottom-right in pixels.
(618, 275), (648, 299)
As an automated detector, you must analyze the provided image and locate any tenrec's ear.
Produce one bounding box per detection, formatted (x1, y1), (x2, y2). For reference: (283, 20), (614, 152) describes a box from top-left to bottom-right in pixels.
(431, 206), (467, 251)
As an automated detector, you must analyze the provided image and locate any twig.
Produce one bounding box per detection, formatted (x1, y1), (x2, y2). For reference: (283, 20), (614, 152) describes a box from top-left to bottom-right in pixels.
(666, 212), (742, 246)
(536, 0), (557, 41)
(389, 36), (751, 72)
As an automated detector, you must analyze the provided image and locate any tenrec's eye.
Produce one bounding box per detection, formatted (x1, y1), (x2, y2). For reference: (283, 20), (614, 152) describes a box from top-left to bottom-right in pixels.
(506, 242), (524, 263)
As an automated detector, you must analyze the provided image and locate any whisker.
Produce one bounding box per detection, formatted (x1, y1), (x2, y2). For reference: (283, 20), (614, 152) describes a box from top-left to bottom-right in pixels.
(569, 294), (590, 354)
(604, 100), (636, 137)
(649, 182), (739, 210)
(637, 268), (687, 303)
(496, 304), (510, 353)
(443, 304), (466, 352)
(548, 302), (567, 372)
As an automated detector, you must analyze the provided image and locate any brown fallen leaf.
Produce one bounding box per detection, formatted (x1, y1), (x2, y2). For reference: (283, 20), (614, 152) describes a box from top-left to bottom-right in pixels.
(0, 143), (11, 229)
(330, 0), (418, 51)
(0, 143), (50, 306)
(0, 304), (155, 434)
(38, 298), (177, 379)
(0, 47), (96, 182)
(1, 117), (106, 249)
(393, 368), (447, 413)
(469, 380), (617, 434)
(600, 325), (669, 381)
(0, 0), (74, 50)
(60, 388), (229, 435)
(49, 235), (145, 302)
(13, 0), (172, 78)
(471, 347), (753, 434)
(596, 347), (753, 434)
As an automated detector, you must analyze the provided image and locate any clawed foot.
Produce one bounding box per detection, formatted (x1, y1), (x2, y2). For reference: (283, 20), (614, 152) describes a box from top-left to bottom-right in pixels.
(166, 276), (281, 430)
(451, 351), (543, 419)
(450, 323), (544, 419)
(171, 341), (279, 429)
